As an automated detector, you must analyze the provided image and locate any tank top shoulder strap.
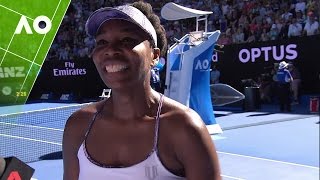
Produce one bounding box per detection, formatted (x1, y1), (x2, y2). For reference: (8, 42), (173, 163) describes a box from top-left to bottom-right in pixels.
(153, 93), (164, 151)
(84, 100), (107, 138)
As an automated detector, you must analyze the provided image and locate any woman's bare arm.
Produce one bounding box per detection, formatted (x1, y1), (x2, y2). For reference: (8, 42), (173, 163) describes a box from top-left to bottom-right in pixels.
(171, 109), (222, 180)
(62, 108), (94, 180)
(62, 113), (81, 180)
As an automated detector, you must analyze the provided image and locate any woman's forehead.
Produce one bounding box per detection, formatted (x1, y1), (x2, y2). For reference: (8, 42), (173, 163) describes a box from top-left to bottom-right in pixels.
(97, 19), (146, 36)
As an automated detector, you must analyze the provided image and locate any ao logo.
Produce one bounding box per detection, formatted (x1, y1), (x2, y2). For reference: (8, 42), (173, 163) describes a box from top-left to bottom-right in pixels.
(195, 59), (210, 70)
(15, 15), (52, 34)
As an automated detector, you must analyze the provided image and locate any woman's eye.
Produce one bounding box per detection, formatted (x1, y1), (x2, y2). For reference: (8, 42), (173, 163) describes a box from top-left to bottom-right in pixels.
(121, 38), (138, 46)
(96, 39), (108, 46)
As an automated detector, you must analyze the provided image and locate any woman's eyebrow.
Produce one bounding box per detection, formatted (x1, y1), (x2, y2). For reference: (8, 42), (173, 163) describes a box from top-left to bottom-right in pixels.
(97, 27), (143, 38)
(121, 27), (144, 34)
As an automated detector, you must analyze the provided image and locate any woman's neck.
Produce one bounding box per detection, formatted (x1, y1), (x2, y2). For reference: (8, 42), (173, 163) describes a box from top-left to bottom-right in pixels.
(108, 87), (160, 121)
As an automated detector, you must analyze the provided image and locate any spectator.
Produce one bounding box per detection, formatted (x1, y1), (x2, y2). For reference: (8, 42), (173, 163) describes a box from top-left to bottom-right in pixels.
(221, 0), (230, 16)
(246, 30), (256, 43)
(210, 64), (221, 84)
(288, 17), (303, 38)
(238, 14), (249, 28)
(295, 0), (306, 14)
(261, 18), (271, 32)
(232, 27), (245, 43)
(150, 67), (161, 92)
(269, 24), (279, 40)
(211, 1), (222, 20)
(59, 46), (69, 61)
(306, 0), (319, 15)
(45, 0), (320, 62)
(217, 32), (232, 45)
(281, 10), (293, 22)
(275, 18), (284, 33)
(219, 15), (228, 33)
(260, 28), (270, 41)
(278, 18), (290, 39)
(78, 45), (89, 58)
(303, 11), (319, 36)
(296, 10), (306, 27)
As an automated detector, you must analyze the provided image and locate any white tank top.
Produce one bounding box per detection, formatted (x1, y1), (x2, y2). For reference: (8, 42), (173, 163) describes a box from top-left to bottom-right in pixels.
(77, 94), (185, 180)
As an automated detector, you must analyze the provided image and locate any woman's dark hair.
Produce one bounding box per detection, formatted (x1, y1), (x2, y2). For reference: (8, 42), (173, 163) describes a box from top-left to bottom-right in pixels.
(131, 1), (167, 56)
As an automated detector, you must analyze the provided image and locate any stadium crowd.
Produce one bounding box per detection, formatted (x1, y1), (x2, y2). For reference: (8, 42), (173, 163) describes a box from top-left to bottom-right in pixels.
(46, 0), (320, 61)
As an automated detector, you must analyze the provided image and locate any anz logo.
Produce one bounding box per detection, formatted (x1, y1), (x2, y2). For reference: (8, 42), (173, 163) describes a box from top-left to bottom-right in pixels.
(195, 59), (210, 71)
(0, 67), (25, 78)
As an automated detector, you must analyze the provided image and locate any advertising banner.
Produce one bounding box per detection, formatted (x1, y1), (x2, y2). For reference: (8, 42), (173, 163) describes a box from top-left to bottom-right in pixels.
(213, 35), (320, 94)
(190, 43), (215, 125)
(29, 60), (106, 102)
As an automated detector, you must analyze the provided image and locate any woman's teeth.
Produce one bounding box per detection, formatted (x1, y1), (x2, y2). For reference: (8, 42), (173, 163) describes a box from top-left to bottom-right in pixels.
(105, 65), (128, 73)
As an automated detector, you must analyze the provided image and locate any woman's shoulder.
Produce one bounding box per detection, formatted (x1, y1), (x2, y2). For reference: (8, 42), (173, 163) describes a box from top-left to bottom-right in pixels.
(63, 100), (108, 151)
(160, 97), (214, 160)
(161, 96), (206, 134)
(69, 101), (102, 120)
(162, 96), (193, 113)
(64, 100), (106, 134)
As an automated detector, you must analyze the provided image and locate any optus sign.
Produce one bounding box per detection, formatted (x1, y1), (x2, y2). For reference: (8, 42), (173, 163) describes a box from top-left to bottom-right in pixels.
(238, 44), (298, 63)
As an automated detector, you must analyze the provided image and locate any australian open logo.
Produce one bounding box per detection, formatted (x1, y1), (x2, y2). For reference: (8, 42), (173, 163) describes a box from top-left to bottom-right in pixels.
(195, 59), (210, 71)
(15, 15), (52, 34)
(145, 166), (158, 180)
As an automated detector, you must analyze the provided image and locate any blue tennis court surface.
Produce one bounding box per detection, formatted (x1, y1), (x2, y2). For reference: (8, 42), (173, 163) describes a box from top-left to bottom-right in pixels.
(1, 103), (319, 180)
(214, 116), (319, 180)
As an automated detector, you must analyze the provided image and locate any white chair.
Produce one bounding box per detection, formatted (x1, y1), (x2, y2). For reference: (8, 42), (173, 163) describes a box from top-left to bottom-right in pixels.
(99, 89), (111, 99)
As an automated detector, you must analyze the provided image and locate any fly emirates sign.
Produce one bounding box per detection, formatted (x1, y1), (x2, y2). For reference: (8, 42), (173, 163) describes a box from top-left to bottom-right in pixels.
(53, 62), (86, 76)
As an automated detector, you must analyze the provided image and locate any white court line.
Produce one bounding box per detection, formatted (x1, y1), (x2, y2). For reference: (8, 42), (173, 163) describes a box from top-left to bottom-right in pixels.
(0, 47), (41, 66)
(0, 121), (63, 131)
(0, 4), (34, 66)
(16, 0), (63, 103)
(37, 0), (68, 68)
(0, 33), (16, 66)
(221, 175), (245, 180)
(36, 0), (69, 71)
(0, 4), (34, 20)
(218, 151), (320, 169)
(0, 133), (61, 146)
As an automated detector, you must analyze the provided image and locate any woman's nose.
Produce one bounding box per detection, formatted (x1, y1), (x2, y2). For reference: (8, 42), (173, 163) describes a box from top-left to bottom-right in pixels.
(103, 42), (121, 57)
